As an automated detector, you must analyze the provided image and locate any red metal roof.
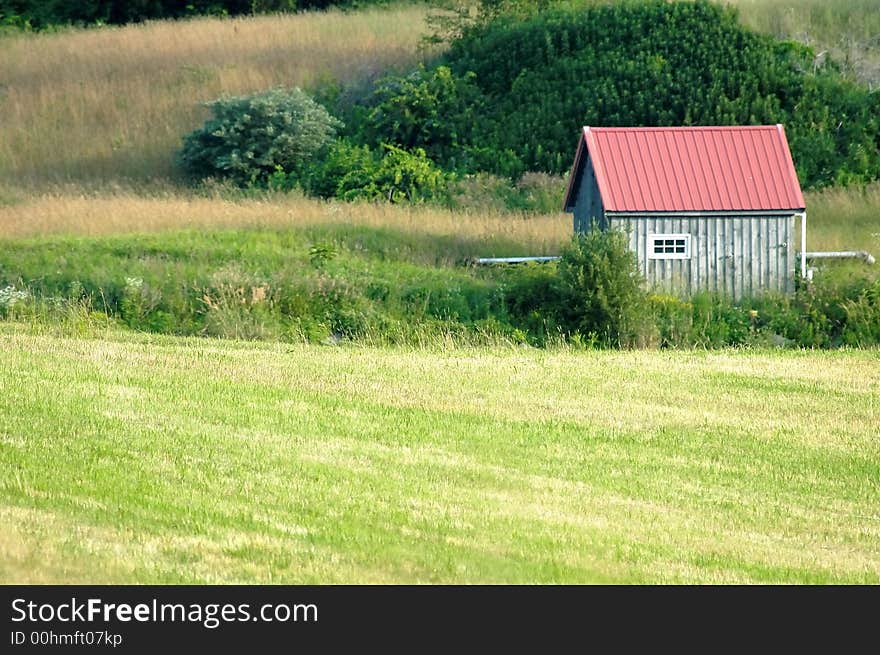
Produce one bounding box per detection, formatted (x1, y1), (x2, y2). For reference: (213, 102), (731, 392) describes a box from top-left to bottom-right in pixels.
(564, 125), (805, 212)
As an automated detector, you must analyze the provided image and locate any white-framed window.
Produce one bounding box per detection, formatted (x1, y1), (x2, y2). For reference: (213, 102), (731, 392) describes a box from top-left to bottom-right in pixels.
(648, 233), (691, 259)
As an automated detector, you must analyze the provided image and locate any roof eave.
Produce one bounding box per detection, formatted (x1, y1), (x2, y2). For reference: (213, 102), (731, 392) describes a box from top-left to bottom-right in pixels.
(562, 127), (590, 211)
(776, 123), (807, 209)
(605, 208), (806, 216)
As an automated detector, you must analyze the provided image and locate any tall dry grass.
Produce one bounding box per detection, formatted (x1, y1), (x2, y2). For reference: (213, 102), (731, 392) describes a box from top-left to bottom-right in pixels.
(0, 5), (431, 188)
(0, 188), (572, 253)
(806, 182), (880, 253)
(0, 183), (875, 253)
(724, 0), (880, 84)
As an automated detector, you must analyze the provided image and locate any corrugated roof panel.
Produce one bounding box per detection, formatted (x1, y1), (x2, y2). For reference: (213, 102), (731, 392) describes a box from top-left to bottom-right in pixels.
(571, 125), (805, 212)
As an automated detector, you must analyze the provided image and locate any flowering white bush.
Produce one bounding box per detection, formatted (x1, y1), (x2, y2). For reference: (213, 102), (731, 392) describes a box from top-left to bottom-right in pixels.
(0, 285), (29, 310)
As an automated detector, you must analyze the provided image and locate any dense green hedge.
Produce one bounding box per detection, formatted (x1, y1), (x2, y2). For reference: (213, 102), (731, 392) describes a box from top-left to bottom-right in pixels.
(355, 0), (880, 188)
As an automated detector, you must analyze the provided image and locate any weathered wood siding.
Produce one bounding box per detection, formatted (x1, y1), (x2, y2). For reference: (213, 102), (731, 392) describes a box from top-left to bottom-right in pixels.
(606, 215), (795, 299)
(570, 155), (605, 232)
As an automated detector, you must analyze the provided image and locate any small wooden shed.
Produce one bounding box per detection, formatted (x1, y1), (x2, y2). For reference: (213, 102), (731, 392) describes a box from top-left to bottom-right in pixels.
(563, 125), (806, 298)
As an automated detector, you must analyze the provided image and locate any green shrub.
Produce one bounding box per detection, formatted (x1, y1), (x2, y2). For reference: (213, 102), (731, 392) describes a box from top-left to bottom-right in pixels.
(0, 284), (30, 319)
(299, 140), (378, 199)
(336, 144), (450, 203)
(841, 280), (880, 346)
(1, 0), (393, 29)
(501, 262), (564, 344)
(359, 65), (485, 171)
(177, 88), (341, 187)
(647, 294), (692, 348)
(555, 229), (648, 347)
(749, 292), (826, 347)
(292, 140), (450, 203)
(781, 268), (880, 347)
(689, 293), (753, 347)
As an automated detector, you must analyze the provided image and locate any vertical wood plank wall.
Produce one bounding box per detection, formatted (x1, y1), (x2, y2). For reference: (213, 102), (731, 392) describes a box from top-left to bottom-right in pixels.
(607, 215), (794, 299)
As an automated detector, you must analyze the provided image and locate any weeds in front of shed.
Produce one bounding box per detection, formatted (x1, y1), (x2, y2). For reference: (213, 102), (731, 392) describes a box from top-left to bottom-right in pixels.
(2, 227), (877, 349)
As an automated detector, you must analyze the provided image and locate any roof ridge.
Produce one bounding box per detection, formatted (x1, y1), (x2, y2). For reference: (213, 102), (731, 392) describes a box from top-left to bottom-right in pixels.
(585, 125), (779, 132)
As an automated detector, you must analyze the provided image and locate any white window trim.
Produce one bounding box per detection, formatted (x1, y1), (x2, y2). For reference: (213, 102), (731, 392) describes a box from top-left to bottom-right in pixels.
(648, 233), (692, 260)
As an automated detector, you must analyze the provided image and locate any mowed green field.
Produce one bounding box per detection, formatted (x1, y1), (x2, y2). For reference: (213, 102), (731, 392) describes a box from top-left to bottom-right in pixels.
(0, 326), (877, 583)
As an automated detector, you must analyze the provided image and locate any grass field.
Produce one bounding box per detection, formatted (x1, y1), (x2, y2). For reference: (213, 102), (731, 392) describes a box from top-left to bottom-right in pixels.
(0, 188), (569, 252)
(0, 326), (878, 583)
(1, 3), (878, 585)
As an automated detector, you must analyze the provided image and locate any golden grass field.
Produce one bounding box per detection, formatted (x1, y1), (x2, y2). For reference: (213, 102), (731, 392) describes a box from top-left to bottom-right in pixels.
(0, 187), (570, 251)
(1, 183), (877, 253)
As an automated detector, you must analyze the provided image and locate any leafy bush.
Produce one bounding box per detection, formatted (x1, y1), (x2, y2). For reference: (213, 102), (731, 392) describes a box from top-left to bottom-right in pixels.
(647, 294), (691, 348)
(119, 276), (177, 333)
(298, 140), (378, 199)
(274, 140), (451, 203)
(330, 144), (450, 203)
(690, 293), (752, 347)
(841, 280), (880, 347)
(367, 145), (450, 203)
(178, 88), (341, 187)
(555, 228), (648, 347)
(358, 65), (485, 171)
(776, 268), (880, 347)
(0, 284), (30, 319)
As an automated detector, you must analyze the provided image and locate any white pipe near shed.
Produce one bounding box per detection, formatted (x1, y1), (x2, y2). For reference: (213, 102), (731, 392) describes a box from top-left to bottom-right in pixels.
(798, 210), (807, 279)
(805, 251), (876, 265)
(475, 256), (561, 265)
